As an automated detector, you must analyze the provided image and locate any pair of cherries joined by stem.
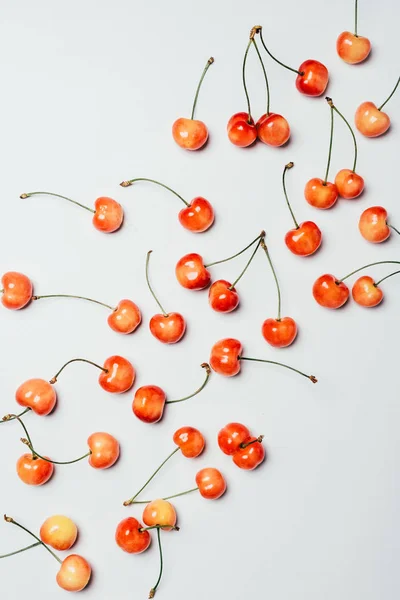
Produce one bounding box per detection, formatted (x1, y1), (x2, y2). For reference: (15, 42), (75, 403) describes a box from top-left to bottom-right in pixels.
(305, 97), (364, 209)
(355, 76), (400, 137)
(120, 178), (214, 233)
(313, 260), (400, 308)
(359, 206), (400, 243)
(218, 423), (265, 470)
(337, 0), (371, 64)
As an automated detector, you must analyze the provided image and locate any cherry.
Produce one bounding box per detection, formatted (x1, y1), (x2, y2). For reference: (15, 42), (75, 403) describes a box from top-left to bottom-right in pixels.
(49, 356), (135, 394)
(17, 454), (54, 486)
(172, 57), (214, 150)
(40, 515), (78, 551)
(108, 299), (142, 334)
(146, 251), (186, 344)
(217, 422), (251, 455)
(16, 378), (56, 416)
(115, 517), (151, 553)
(352, 276), (383, 307)
(232, 436), (265, 470)
(355, 77), (400, 137)
(87, 432), (120, 469)
(337, 2), (371, 64)
(20, 191), (123, 233)
(120, 178), (214, 233)
(56, 555), (92, 592)
(257, 113), (290, 147)
(132, 363), (211, 424)
(1, 271), (32, 310)
(359, 206), (399, 243)
(227, 112), (257, 147)
(196, 468), (227, 499)
(143, 499), (177, 531)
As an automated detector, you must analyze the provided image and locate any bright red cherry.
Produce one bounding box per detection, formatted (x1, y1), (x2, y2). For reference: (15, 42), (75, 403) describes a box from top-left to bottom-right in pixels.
(337, 32), (371, 64)
(1, 272), (32, 310)
(133, 385), (166, 424)
(56, 555), (92, 592)
(295, 60), (329, 96)
(87, 432), (119, 469)
(98, 356), (135, 393)
(256, 113), (290, 146)
(15, 378), (56, 416)
(261, 317), (297, 348)
(352, 276), (383, 307)
(175, 253), (211, 290)
(218, 423), (251, 455)
(173, 426), (205, 458)
(335, 169), (364, 199)
(209, 338), (242, 377)
(115, 517), (151, 553)
(208, 280), (239, 313)
(196, 468), (226, 499)
(108, 299), (142, 334)
(143, 499), (177, 531)
(312, 274), (350, 309)
(359, 206), (391, 243)
(227, 112), (257, 147)
(17, 454), (54, 486)
(304, 179), (338, 209)
(232, 436), (265, 470)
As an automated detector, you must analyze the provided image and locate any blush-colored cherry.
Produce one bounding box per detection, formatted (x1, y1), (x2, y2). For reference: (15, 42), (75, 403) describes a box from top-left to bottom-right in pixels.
(17, 454), (54, 486)
(40, 515), (78, 551)
(218, 422), (251, 455)
(257, 113), (290, 146)
(227, 112), (257, 147)
(337, 32), (371, 64)
(87, 432), (119, 469)
(1, 271), (32, 310)
(312, 274), (349, 309)
(15, 378), (56, 416)
(108, 299), (142, 334)
(232, 436), (265, 470)
(359, 206), (398, 243)
(115, 517), (151, 553)
(352, 276), (383, 307)
(196, 468), (227, 499)
(172, 57), (213, 150)
(56, 554), (92, 592)
(355, 77), (399, 137)
(175, 253), (211, 290)
(143, 499), (177, 531)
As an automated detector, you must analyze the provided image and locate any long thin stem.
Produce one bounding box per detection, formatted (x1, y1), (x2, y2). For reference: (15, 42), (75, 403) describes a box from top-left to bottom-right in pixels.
(6, 415), (35, 456)
(354, 0), (358, 36)
(378, 76), (400, 111)
(128, 488), (199, 505)
(323, 105), (335, 184)
(149, 528), (163, 599)
(119, 178), (188, 206)
(0, 541), (41, 559)
(21, 439), (91, 465)
(240, 357), (317, 383)
(228, 237), (262, 290)
(389, 224), (400, 235)
(242, 39), (253, 122)
(338, 261), (400, 282)
(20, 192), (95, 214)
(375, 270), (400, 286)
(260, 239), (282, 321)
(251, 37), (270, 115)
(0, 408), (31, 425)
(4, 516), (62, 564)
(166, 364), (211, 404)
(146, 251), (168, 317)
(326, 98), (358, 173)
(257, 26), (301, 75)
(50, 358), (107, 384)
(205, 231), (264, 268)
(32, 294), (115, 311)
(123, 447), (180, 506)
(140, 525), (178, 533)
(282, 162), (298, 228)
(191, 57), (214, 120)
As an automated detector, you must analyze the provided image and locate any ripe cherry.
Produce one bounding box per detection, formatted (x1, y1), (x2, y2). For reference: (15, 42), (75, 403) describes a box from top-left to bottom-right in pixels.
(172, 57), (214, 151)
(143, 499), (177, 531)
(17, 454), (54, 486)
(337, 3), (371, 64)
(196, 468), (227, 499)
(232, 436), (265, 470)
(16, 378), (56, 416)
(108, 299), (142, 334)
(87, 432), (120, 469)
(20, 191), (123, 233)
(56, 555), (92, 592)
(352, 270), (400, 307)
(217, 422), (251, 455)
(355, 77), (400, 137)
(359, 206), (399, 243)
(40, 515), (78, 551)
(1, 272), (32, 310)
(120, 178), (214, 233)
(227, 112), (257, 147)
(115, 517), (151, 553)
(257, 113), (290, 147)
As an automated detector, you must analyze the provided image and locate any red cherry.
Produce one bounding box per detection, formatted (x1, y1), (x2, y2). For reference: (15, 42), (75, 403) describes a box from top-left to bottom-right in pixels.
(232, 436), (265, 470)
(312, 274), (350, 309)
(17, 454), (54, 486)
(285, 221), (322, 256)
(149, 312), (186, 344)
(175, 253), (211, 290)
(217, 423), (251, 455)
(352, 276), (383, 307)
(209, 338), (242, 377)
(208, 280), (239, 313)
(1, 272), (32, 310)
(115, 517), (151, 553)
(304, 178), (338, 209)
(256, 113), (290, 146)
(195, 467), (226, 499)
(178, 197), (214, 232)
(227, 112), (257, 147)
(173, 426), (205, 458)
(98, 356), (135, 393)
(15, 379), (56, 416)
(108, 299), (141, 334)
(92, 197), (124, 232)
(359, 206), (390, 243)
(355, 102), (390, 138)
(336, 32), (371, 64)
(296, 60), (329, 96)
(261, 317), (297, 348)
(87, 432), (119, 469)
(133, 385), (166, 424)
(335, 169), (364, 199)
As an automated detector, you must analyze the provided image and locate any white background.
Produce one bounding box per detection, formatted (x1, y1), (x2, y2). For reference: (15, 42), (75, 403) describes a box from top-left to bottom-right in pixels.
(0, 0), (399, 598)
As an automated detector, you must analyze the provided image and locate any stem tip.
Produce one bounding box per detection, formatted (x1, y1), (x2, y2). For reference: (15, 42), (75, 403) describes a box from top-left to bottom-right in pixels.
(123, 500), (132, 507)
(49, 377), (57, 384)
(286, 162), (294, 169)
(208, 57), (214, 64)
(310, 376), (318, 384)
(200, 362), (211, 374)
(20, 193), (29, 199)
(149, 589), (156, 599)
(120, 180), (132, 187)
(325, 96), (334, 107)
(4, 515), (13, 523)
(2, 414), (12, 422)
(21, 438), (29, 445)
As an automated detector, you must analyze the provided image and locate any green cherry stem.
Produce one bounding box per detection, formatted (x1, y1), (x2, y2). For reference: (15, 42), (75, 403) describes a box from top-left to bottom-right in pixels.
(3, 414), (35, 456)
(123, 447), (180, 506)
(127, 488), (199, 505)
(375, 270), (400, 286)
(338, 261), (400, 282)
(205, 231), (265, 268)
(139, 524), (179, 533)
(282, 162), (299, 229)
(4, 516), (62, 564)
(242, 39), (253, 123)
(148, 526), (176, 599)
(32, 294), (115, 311)
(228, 237), (263, 290)
(191, 57), (214, 120)
(251, 34), (271, 115)
(146, 251), (169, 317)
(260, 238), (282, 321)
(20, 192), (95, 214)
(49, 358), (108, 384)
(166, 363), (211, 404)
(388, 224), (400, 235)
(323, 104), (335, 185)
(240, 357), (317, 383)
(354, 0), (358, 36)
(0, 408), (31, 425)
(0, 541), (41, 559)
(256, 25), (302, 75)
(119, 178), (189, 206)
(326, 97), (358, 173)
(378, 76), (400, 111)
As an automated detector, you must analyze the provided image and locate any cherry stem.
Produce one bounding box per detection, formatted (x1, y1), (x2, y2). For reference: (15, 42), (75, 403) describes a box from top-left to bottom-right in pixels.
(0, 541), (41, 559)
(378, 76), (400, 111)
(240, 435), (264, 449)
(240, 357), (317, 383)
(0, 408), (31, 425)
(49, 358), (108, 384)
(256, 25), (301, 75)
(260, 238), (282, 321)
(323, 105), (335, 184)
(4, 516), (62, 564)
(205, 231), (265, 268)
(4, 414), (35, 456)
(19, 191), (95, 214)
(354, 0), (358, 36)
(139, 524), (179, 532)
(191, 57), (214, 120)
(228, 237), (263, 290)
(119, 178), (189, 207)
(251, 37), (270, 115)
(326, 97), (358, 173)
(388, 224), (400, 235)
(146, 251), (169, 317)
(149, 527), (163, 599)
(166, 363), (211, 404)
(338, 260), (400, 283)
(32, 294), (115, 311)
(127, 488), (199, 505)
(242, 39), (253, 122)
(375, 270), (400, 286)
(123, 447), (180, 506)
(282, 162), (298, 229)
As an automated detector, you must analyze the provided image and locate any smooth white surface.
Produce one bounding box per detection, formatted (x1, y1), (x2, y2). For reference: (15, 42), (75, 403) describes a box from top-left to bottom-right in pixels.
(0, 0), (399, 598)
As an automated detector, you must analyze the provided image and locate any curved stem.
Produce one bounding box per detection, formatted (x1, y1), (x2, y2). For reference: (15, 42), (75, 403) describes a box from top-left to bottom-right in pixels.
(20, 192), (95, 214)
(338, 261), (400, 282)
(149, 528), (163, 599)
(242, 39), (253, 122)
(282, 162), (298, 228)
(389, 224), (400, 235)
(119, 178), (188, 206)
(252, 38), (270, 115)
(260, 238), (281, 321)
(323, 105), (335, 184)
(50, 358), (107, 384)
(257, 26), (301, 75)
(128, 488), (199, 505)
(205, 231), (264, 268)
(146, 251), (168, 317)
(378, 76), (400, 111)
(354, 0), (358, 36)
(228, 237), (262, 290)
(0, 541), (41, 559)
(5, 415), (35, 457)
(32, 294), (115, 311)
(0, 408), (31, 425)
(191, 57), (214, 120)
(140, 525), (178, 533)
(326, 98), (358, 173)
(166, 364), (211, 404)
(375, 270), (400, 286)
(240, 357), (317, 383)
(123, 447), (180, 506)
(4, 516), (62, 564)
(21, 438), (91, 465)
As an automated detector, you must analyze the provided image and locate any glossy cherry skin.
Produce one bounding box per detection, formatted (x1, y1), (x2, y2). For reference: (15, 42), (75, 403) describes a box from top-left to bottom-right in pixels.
(98, 356), (135, 393)
(149, 312), (186, 344)
(115, 517), (151, 554)
(172, 118), (208, 150)
(227, 112), (257, 147)
(232, 436), (265, 470)
(92, 197), (123, 233)
(175, 253), (211, 290)
(178, 197), (214, 233)
(108, 299), (142, 334)
(143, 499), (177, 531)
(296, 60), (329, 96)
(196, 468), (226, 499)
(312, 274), (350, 309)
(335, 169), (365, 199)
(40, 515), (78, 551)
(17, 454), (54, 486)
(304, 179), (338, 209)
(173, 426), (205, 458)
(56, 555), (92, 592)
(218, 423), (251, 456)
(359, 206), (390, 243)
(261, 317), (297, 348)
(352, 276), (383, 307)
(256, 113), (290, 146)
(285, 221), (322, 256)
(87, 432), (119, 469)
(208, 280), (239, 313)
(15, 378), (56, 416)
(210, 338), (242, 377)
(133, 385), (166, 423)
(355, 102), (390, 137)
(336, 32), (371, 64)
(1, 272), (32, 310)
